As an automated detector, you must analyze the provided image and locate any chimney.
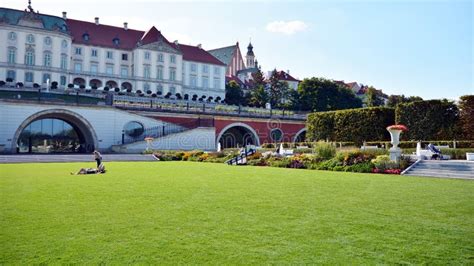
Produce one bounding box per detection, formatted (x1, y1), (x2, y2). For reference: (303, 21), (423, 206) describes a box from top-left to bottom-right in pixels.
(123, 22), (128, 30)
(197, 43), (202, 49)
(174, 40), (179, 45)
(62, 11), (67, 19)
(287, 69), (290, 74)
(94, 17), (99, 25)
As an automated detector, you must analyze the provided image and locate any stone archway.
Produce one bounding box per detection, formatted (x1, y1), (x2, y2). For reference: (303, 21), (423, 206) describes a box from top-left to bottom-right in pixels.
(216, 122), (260, 149)
(11, 109), (99, 153)
(89, 79), (102, 88)
(121, 82), (132, 91)
(294, 128), (307, 142)
(73, 77), (86, 86)
(105, 80), (118, 89)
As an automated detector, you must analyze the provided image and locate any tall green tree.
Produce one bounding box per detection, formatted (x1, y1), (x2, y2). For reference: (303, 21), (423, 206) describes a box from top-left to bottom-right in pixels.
(458, 95), (474, 140)
(249, 85), (268, 108)
(387, 94), (423, 108)
(224, 80), (243, 105)
(268, 70), (291, 109)
(297, 77), (362, 112)
(365, 86), (385, 107)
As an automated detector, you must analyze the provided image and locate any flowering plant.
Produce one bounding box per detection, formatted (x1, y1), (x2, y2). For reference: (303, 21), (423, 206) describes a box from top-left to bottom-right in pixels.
(386, 124), (408, 131)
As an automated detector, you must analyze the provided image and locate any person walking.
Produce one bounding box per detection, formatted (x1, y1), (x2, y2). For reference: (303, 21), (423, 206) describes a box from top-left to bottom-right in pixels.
(93, 150), (102, 168)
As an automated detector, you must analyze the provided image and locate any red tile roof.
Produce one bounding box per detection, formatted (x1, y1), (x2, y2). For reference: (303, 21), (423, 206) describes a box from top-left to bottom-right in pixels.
(68, 19), (225, 65)
(345, 82), (358, 88)
(226, 75), (244, 86)
(174, 44), (226, 66)
(67, 19), (144, 50)
(274, 71), (299, 82)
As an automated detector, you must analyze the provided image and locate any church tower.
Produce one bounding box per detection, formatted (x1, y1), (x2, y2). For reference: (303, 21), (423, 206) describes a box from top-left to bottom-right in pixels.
(246, 42), (255, 68)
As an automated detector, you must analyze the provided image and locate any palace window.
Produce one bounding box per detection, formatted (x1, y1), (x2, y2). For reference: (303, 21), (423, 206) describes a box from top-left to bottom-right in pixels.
(27, 34), (35, 44)
(113, 38), (120, 46)
(107, 51), (114, 59)
(90, 63), (98, 74)
(169, 87), (176, 95)
(62, 40), (68, 48)
(7, 70), (16, 81)
(8, 47), (16, 64)
(122, 53), (128, 61)
(24, 49), (35, 66)
(202, 77), (209, 88)
(44, 37), (52, 45)
(121, 67), (128, 77)
(25, 72), (34, 82)
(213, 78), (220, 89)
(157, 66), (163, 80)
(42, 73), (51, 84)
(169, 67), (176, 81)
(75, 47), (82, 55)
(144, 51), (151, 60)
(202, 65), (209, 74)
(214, 66), (220, 75)
(60, 54), (68, 69)
(190, 75), (197, 87)
(143, 65), (151, 78)
(106, 64), (114, 75)
(158, 53), (164, 62)
(60, 75), (67, 86)
(91, 49), (98, 57)
(143, 83), (150, 91)
(74, 62), (82, 73)
(8, 32), (16, 41)
(191, 63), (197, 72)
(170, 55), (176, 64)
(43, 52), (52, 67)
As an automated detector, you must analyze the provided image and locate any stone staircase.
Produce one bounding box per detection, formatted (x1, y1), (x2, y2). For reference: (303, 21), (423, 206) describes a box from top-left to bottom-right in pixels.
(402, 160), (474, 180)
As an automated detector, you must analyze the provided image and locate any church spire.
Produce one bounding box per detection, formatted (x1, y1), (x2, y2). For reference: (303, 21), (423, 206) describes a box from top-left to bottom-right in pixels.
(245, 41), (255, 68)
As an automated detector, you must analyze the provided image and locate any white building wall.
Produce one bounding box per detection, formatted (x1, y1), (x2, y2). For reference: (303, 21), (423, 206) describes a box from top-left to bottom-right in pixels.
(0, 101), (169, 153)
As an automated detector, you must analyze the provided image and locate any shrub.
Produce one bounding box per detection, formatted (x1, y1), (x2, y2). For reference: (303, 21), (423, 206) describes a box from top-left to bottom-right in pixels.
(16, 82), (24, 88)
(346, 162), (374, 173)
(147, 90), (152, 95)
(80, 84), (86, 89)
(371, 155), (398, 171)
(33, 83), (40, 88)
(314, 141), (336, 160)
(0, 80), (6, 86)
(307, 107), (395, 144)
(126, 88), (132, 93)
(396, 100), (460, 140)
(6, 78), (13, 82)
(136, 90), (142, 94)
(151, 93), (157, 98)
(115, 87), (120, 92)
(51, 81), (58, 89)
(67, 83), (74, 88)
(103, 86), (110, 91)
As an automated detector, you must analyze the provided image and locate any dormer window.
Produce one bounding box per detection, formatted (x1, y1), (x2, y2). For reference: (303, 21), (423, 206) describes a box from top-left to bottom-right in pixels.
(113, 37), (120, 46)
(82, 33), (90, 41)
(27, 34), (35, 44)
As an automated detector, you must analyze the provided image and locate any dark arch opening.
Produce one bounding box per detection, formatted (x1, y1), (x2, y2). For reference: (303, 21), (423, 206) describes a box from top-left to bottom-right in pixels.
(295, 130), (307, 143)
(218, 126), (258, 149)
(13, 110), (97, 154)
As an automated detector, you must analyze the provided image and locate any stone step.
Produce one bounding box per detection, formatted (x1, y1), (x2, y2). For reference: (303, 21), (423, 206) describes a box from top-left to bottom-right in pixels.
(404, 172), (473, 180)
(402, 160), (474, 179)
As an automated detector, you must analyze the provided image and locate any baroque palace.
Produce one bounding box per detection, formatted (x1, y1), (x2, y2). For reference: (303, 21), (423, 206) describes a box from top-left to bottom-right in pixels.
(0, 2), (229, 101)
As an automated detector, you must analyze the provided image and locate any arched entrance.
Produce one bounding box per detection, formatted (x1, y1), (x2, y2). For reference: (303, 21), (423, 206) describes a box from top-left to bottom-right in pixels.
(106, 80), (118, 89)
(121, 82), (132, 91)
(294, 128), (307, 142)
(217, 123), (260, 149)
(73, 77), (86, 86)
(12, 109), (98, 154)
(89, 79), (102, 88)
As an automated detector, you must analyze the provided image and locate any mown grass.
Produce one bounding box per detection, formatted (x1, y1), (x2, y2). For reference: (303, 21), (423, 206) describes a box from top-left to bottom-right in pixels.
(0, 161), (473, 264)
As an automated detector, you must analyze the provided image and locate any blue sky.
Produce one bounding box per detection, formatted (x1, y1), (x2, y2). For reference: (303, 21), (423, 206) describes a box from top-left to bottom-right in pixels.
(5, 0), (473, 100)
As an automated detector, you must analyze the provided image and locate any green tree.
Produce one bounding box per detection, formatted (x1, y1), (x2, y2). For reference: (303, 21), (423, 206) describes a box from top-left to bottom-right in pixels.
(249, 85), (268, 108)
(387, 94), (423, 108)
(268, 70), (291, 108)
(458, 95), (474, 140)
(224, 81), (243, 105)
(297, 77), (362, 112)
(365, 86), (385, 107)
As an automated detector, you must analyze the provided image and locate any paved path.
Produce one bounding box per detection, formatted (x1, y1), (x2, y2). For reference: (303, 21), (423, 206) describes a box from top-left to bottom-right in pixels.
(0, 154), (156, 164)
(403, 160), (474, 180)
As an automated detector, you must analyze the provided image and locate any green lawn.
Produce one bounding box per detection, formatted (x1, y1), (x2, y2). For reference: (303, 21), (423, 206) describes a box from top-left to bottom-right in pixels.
(1, 162), (473, 264)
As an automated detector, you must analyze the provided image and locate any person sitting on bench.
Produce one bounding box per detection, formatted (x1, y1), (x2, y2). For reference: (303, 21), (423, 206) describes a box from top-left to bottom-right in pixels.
(427, 143), (441, 160)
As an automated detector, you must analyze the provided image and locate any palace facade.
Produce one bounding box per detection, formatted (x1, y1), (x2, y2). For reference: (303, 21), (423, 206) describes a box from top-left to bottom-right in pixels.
(0, 5), (226, 100)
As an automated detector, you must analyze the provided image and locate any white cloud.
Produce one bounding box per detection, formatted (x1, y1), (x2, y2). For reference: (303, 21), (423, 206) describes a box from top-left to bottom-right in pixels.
(265, 20), (308, 35)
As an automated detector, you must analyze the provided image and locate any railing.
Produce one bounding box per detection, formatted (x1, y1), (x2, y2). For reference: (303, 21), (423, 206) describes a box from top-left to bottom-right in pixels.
(113, 95), (308, 120)
(122, 119), (213, 144)
(226, 148), (256, 165)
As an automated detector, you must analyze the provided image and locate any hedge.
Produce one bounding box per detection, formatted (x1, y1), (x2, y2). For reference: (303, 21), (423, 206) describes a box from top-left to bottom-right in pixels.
(307, 107), (395, 145)
(395, 100), (460, 140)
